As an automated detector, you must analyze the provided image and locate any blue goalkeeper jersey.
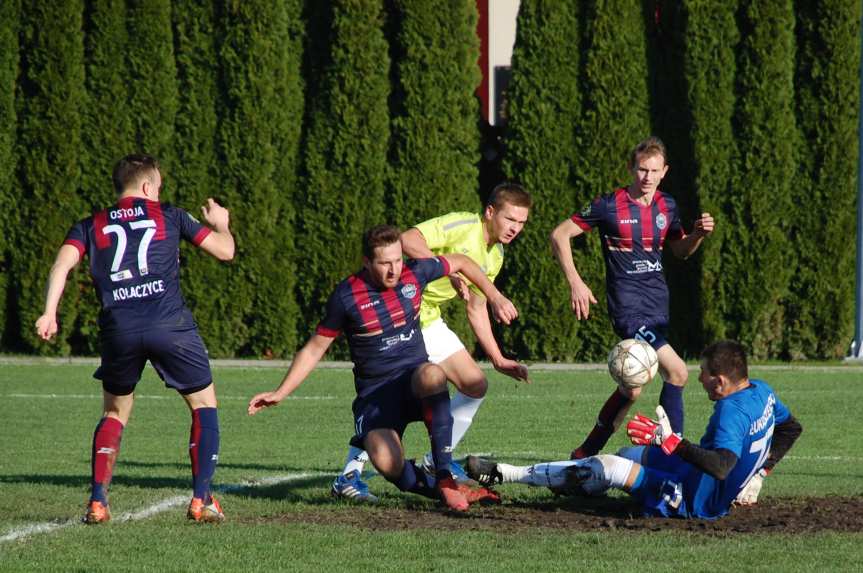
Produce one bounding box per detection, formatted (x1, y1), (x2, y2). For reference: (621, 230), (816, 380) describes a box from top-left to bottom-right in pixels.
(686, 379), (791, 518)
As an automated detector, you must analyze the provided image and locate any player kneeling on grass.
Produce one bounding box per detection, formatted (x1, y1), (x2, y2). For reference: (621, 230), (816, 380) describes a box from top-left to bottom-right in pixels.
(466, 340), (802, 519)
(247, 225), (510, 511)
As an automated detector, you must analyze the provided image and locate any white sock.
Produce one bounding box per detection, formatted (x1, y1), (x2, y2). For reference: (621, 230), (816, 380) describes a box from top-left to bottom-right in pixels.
(341, 446), (369, 476)
(450, 391), (484, 449)
(500, 461), (581, 487)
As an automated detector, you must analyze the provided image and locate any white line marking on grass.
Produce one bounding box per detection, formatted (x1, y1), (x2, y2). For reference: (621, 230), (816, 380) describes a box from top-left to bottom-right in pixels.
(0, 472), (328, 545)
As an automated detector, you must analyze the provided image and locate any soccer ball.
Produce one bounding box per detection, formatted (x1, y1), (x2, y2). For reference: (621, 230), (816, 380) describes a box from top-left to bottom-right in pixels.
(607, 339), (659, 390)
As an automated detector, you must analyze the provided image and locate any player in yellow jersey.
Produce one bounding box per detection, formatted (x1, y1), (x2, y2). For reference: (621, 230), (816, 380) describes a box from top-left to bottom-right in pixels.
(332, 183), (532, 501)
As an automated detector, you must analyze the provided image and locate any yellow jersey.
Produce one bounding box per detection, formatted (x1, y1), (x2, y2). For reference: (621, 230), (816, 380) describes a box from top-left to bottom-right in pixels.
(414, 212), (504, 328)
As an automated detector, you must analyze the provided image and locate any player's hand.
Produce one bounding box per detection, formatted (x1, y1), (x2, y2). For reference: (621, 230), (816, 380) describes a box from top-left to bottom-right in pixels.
(488, 294), (518, 325)
(493, 358), (530, 384)
(693, 212), (714, 238)
(247, 391), (283, 415)
(734, 468), (768, 506)
(570, 280), (597, 320)
(35, 314), (58, 341)
(449, 274), (471, 301)
(202, 198), (230, 232)
(626, 406), (682, 455)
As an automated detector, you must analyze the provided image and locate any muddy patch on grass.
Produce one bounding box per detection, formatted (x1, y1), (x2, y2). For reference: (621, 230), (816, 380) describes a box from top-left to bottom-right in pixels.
(238, 495), (863, 535)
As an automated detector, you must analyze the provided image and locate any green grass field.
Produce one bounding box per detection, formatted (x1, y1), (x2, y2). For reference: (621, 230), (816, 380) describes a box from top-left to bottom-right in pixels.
(1, 362), (861, 572)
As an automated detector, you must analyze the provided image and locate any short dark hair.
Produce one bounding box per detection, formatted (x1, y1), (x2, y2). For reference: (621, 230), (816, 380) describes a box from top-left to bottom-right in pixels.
(701, 340), (749, 382)
(112, 154), (160, 195)
(362, 225), (401, 259)
(486, 182), (532, 210)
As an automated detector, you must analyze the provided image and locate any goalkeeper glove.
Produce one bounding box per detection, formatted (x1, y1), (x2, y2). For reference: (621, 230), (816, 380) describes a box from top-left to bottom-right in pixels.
(626, 405), (682, 455)
(734, 468), (770, 506)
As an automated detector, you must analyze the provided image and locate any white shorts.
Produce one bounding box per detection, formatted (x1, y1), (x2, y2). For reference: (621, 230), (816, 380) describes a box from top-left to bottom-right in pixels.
(422, 319), (465, 364)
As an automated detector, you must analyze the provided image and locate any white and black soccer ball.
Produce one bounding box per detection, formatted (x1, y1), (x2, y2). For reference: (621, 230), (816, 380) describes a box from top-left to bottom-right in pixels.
(607, 338), (659, 390)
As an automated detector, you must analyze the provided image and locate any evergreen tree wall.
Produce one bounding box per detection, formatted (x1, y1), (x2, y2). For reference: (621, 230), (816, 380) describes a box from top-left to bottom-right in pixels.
(14, 1), (87, 354)
(218, 0), (304, 357)
(386, 0), (481, 227)
(726, 0), (797, 358)
(0, 0), (19, 349)
(786, 0), (861, 358)
(297, 0), (391, 353)
(0, 1), (859, 360)
(500, 0), (585, 360)
(678, 0), (739, 351)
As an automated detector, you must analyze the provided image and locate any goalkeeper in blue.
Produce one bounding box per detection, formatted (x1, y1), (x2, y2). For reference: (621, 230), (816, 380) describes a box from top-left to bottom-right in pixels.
(466, 340), (802, 519)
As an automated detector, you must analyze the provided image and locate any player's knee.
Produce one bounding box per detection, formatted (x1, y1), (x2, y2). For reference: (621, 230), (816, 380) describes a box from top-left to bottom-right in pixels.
(456, 374), (487, 399)
(417, 363), (447, 392)
(665, 365), (688, 387)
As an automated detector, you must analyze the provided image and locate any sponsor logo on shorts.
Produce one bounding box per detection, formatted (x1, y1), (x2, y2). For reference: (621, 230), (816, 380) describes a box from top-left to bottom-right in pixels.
(628, 260), (663, 274)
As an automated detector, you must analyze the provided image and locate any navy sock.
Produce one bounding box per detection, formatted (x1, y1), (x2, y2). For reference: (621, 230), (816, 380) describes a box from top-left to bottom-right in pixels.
(190, 408), (220, 502)
(578, 389), (631, 456)
(659, 382), (684, 434)
(420, 391), (453, 480)
(393, 460), (437, 499)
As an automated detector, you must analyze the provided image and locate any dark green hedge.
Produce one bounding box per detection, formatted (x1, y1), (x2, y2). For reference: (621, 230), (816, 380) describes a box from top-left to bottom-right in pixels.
(0, 1), (859, 360)
(14, 1), (87, 355)
(297, 0), (390, 355)
(0, 0), (19, 349)
(499, 0), (586, 361)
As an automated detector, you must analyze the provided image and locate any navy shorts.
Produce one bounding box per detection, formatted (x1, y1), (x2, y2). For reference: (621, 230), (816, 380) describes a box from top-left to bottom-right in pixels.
(349, 368), (423, 449)
(94, 328), (212, 395)
(611, 315), (670, 352)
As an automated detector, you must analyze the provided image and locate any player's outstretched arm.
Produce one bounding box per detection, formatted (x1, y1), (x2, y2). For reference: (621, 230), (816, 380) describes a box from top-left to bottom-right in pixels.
(442, 253), (517, 325)
(667, 212), (714, 259)
(247, 334), (334, 415)
(465, 292), (529, 383)
(550, 218), (596, 320)
(198, 198), (235, 261)
(35, 244), (81, 341)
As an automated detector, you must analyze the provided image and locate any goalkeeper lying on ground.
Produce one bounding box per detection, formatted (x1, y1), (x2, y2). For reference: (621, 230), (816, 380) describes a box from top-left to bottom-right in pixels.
(467, 340), (802, 520)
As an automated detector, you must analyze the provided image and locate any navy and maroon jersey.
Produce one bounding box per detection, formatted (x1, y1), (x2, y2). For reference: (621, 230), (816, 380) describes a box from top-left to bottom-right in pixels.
(63, 197), (211, 336)
(571, 187), (684, 320)
(315, 257), (451, 397)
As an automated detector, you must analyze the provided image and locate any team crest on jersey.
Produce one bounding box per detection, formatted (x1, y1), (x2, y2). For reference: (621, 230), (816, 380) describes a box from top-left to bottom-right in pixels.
(401, 283), (417, 299)
(656, 213), (667, 230)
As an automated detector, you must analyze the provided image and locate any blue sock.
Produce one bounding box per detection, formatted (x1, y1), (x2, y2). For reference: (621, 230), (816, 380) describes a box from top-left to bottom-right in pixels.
(393, 460), (436, 499)
(660, 382), (684, 434)
(421, 391), (453, 480)
(190, 408), (219, 502)
(628, 466), (646, 495)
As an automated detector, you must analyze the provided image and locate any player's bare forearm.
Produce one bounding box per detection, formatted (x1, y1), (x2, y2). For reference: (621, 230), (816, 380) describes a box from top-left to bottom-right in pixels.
(466, 294), (503, 363)
(670, 212), (714, 259)
(200, 198), (235, 261)
(247, 334), (333, 415)
(400, 228), (434, 259)
(35, 245), (81, 340)
(443, 253), (517, 324)
(466, 294), (529, 382)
